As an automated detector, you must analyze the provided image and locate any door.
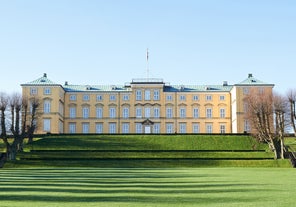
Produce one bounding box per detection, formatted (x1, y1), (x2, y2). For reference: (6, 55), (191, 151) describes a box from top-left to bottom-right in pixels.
(144, 126), (151, 134)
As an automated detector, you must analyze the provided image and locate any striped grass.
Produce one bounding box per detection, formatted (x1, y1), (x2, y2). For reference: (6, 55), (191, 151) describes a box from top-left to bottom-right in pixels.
(0, 168), (295, 207)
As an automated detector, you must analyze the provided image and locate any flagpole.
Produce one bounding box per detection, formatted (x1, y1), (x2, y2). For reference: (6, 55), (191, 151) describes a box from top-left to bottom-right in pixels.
(146, 48), (149, 81)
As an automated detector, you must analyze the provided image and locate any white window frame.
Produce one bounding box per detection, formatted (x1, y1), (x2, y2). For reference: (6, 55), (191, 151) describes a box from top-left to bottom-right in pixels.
(70, 95), (76, 101)
(179, 123), (186, 133)
(206, 95), (212, 101)
(96, 95), (103, 101)
(96, 123), (103, 133)
(166, 123), (174, 134)
(109, 123), (116, 134)
(44, 87), (51, 95)
(220, 108), (225, 118)
(180, 108), (186, 118)
(43, 100), (51, 114)
(193, 123), (200, 133)
(179, 95), (186, 101)
(122, 123), (129, 133)
(193, 108), (199, 118)
(206, 123), (213, 133)
(123, 94), (129, 101)
(136, 123), (142, 133)
(109, 107), (116, 118)
(220, 95), (225, 101)
(145, 107), (151, 118)
(82, 107), (89, 119)
(154, 90), (160, 101)
(166, 108), (173, 118)
(166, 95), (173, 101)
(83, 94), (90, 101)
(136, 107), (142, 118)
(82, 123), (90, 133)
(69, 107), (76, 118)
(153, 123), (160, 133)
(69, 123), (76, 133)
(220, 124), (226, 134)
(96, 107), (103, 119)
(110, 94), (116, 101)
(43, 119), (51, 132)
(123, 107), (129, 118)
(145, 90), (151, 101)
(136, 90), (142, 101)
(30, 87), (38, 95)
(206, 108), (212, 118)
(193, 95), (199, 101)
(154, 107), (160, 118)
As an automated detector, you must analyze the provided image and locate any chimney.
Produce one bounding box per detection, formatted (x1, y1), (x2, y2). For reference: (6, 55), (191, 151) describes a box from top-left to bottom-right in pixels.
(223, 81), (228, 86)
(65, 81), (68, 85)
(43, 73), (47, 78)
(248, 73), (253, 78)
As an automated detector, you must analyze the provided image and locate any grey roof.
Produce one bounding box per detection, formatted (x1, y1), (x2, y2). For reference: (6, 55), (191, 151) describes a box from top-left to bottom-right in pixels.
(63, 85), (128, 92)
(164, 85), (233, 92)
(21, 73), (59, 86)
(236, 74), (274, 86)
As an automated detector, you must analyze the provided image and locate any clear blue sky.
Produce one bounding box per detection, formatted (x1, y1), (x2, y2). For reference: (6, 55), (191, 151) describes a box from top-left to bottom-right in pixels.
(0, 0), (295, 94)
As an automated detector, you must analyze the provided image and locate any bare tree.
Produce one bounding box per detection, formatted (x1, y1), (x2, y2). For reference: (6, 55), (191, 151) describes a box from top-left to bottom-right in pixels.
(287, 89), (296, 136)
(273, 92), (288, 159)
(0, 92), (40, 160)
(244, 88), (279, 159)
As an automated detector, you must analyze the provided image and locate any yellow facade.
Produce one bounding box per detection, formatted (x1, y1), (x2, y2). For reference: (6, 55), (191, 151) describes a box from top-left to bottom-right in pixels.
(21, 73), (274, 134)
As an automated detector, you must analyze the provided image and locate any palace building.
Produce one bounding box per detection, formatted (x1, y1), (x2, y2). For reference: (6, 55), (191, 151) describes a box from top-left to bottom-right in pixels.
(21, 73), (274, 134)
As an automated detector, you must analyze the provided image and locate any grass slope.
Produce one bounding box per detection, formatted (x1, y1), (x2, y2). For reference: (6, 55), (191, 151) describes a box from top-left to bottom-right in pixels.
(0, 168), (295, 207)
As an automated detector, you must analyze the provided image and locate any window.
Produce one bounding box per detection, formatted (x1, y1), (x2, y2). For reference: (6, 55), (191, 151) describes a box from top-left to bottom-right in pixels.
(123, 107), (129, 118)
(179, 123), (186, 133)
(206, 108), (212, 118)
(154, 90), (160, 101)
(83, 94), (90, 101)
(180, 108), (186, 118)
(30, 88), (38, 95)
(136, 123), (142, 133)
(69, 123), (76, 133)
(136, 107), (142, 118)
(166, 123), (174, 133)
(259, 88), (265, 94)
(123, 94), (129, 101)
(109, 107), (116, 118)
(193, 123), (200, 133)
(154, 108), (160, 118)
(145, 107), (151, 118)
(82, 123), (89, 133)
(206, 95), (212, 101)
(220, 108), (225, 118)
(96, 123), (103, 133)
(122, 123), (129, 133)
(43, 119), (51, 132)
(206, 123), (213, 133)
(166, 108), (173, 118)
(70, 95), (76, 101)
(82, 107), (89, 119)
(193, 108), (199, 118)
(43, 100), (51, 114)
(145, 90), (151, 101)
(220, 124), (226, 134)
(96, 107), (103, 118)
(243, 88), (249, 95)
(96, 95), (103, 101)
(193, 95), (199, 101)
(109, 123), (116, 133)
(69, 107), (76, 118)
(136, 90), (142, 101)
(220, 95), (225, 101)
(153, 123), (160, 133)
(110, 94), (116, 101)
(166, 95), (173, 101)
(44, 87), (51, 95)
(59, 102), (64, 116)
(244, 102), (248, 113)
(244, 120), (250, 132)
(179, 95), (186, 101)
(59, 120), (63, 133)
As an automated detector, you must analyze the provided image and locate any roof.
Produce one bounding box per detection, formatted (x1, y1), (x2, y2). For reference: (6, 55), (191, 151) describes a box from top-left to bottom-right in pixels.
(164, 85), (233, 92)
(21, 73), (60, 86)
(236, 73), (274, 86)
(63, 85), (128, 92)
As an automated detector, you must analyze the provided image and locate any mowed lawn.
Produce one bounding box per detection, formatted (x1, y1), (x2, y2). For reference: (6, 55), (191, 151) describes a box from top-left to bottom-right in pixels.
(0, 168), (295, 207)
